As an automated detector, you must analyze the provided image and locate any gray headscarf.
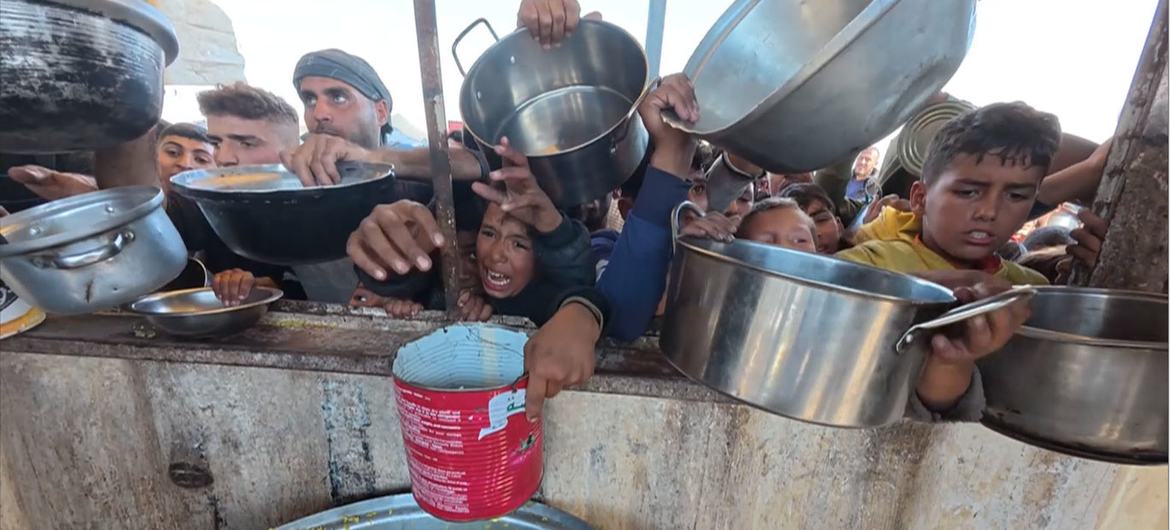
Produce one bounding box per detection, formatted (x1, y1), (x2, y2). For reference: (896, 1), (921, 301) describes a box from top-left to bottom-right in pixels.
(293, 49), (393, 136)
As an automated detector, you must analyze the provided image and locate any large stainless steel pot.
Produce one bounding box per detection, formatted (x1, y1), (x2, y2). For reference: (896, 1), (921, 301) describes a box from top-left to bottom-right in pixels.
(0, 186), (186, 314)
(978, 287), (1167, 465)
(455, 18), (649, 208)
(660, 203), (1034, 428)
(170, 162), (431, 265)
(667, 0), (976, 173)
(0, 0), (179, 153)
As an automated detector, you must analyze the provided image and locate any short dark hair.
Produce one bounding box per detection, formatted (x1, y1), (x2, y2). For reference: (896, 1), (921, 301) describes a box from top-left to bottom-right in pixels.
(777, 182), (836, 213)
(158, 122), (213, 145)
(920, 102), (1061, 185)
(692, 141), (722, 174)
(197, 82), (299, 126)
(1022, 225), (1074, 251)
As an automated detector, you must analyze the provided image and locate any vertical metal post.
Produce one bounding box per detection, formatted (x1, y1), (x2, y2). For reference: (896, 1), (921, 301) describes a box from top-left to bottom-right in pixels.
(413, 0), (463, 315)
(645, 0), (667, 80)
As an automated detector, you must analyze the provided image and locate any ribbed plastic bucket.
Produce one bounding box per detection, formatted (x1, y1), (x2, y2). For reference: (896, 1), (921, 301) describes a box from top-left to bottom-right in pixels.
(392, 323), (541, 522)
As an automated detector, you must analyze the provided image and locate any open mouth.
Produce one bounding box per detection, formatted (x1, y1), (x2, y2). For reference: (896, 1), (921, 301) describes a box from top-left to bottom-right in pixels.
(965, 230), (996, 246)
(481, 268), (512, 294)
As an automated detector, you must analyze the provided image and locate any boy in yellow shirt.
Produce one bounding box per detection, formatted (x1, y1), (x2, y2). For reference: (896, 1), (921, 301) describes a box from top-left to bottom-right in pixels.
(838, 101), (1060, 415)
(838, 102), (1059, 286)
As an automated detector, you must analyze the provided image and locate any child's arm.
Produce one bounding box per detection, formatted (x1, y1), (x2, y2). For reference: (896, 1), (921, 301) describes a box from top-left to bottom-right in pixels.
(907, 272), (1031, 421)
(523, 287), (610, 419)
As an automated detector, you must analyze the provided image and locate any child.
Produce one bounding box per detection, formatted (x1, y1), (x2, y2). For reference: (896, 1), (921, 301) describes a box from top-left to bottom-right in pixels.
(735, 198), (817, 253)
(836, 102), (1059, 286)
(347, 137), (596, 326)
(776, 183), (847, 253)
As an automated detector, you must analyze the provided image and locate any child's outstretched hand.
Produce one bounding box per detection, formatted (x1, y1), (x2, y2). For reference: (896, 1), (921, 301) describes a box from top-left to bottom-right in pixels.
(457, 290), (493, 321)
(472, 137), (563, 234)
(347, 200), (445, 282)
(680, 211), (740, 243)
(523, 302), (601, 419)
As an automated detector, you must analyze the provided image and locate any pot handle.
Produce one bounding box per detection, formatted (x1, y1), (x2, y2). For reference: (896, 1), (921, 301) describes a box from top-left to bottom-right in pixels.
(43, 230), (133, 269)
(452, 18), (499, 77)
(894, 286), (1036, 354)
(670, 201), (706, 252)
(610, 77), (661, 147)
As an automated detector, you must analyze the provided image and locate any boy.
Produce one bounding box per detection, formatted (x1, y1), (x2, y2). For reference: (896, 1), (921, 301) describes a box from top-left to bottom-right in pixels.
(735, 198), (817, 253)
(837, 102), (1058, 415)
(837, 102), (1059, 286)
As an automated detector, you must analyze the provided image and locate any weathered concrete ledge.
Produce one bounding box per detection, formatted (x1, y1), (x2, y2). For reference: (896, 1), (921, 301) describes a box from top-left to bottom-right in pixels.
(3, 300), (732, 404)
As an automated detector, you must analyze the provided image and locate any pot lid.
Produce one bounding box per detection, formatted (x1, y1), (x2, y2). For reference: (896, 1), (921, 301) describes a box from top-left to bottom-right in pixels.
(42, 0), (180, 65)
(0, 186), (163, 258)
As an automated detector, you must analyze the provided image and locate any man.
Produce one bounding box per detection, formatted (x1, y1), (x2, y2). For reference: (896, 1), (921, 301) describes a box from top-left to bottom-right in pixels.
(283, 49), (486, 187)
(169, 84), (304, 303)
(198, 82), (301, 167)
(844, 146), (879, 201)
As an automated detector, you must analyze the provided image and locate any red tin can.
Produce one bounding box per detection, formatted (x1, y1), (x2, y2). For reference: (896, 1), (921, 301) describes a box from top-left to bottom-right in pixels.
(392, 323), (541, 521)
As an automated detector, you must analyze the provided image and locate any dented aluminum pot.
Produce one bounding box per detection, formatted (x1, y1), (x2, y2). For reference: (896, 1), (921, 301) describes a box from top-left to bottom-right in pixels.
(0, 0), (179, 153)
(0, 186), (186, 314)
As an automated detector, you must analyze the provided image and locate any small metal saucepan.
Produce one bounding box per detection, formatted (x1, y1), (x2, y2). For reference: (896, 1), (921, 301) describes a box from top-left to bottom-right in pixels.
(660, 202), (1035, 428)
(978, 287), (1167, 465)
(129, 287), (283, 338)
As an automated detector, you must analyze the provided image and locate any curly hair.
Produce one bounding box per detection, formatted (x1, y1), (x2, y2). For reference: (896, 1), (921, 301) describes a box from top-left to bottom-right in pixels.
(921, 101), (1061, 185)
(197, 82), (299, 126)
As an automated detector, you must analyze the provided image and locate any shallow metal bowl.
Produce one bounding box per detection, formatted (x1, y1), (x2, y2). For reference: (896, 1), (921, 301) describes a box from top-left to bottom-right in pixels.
(129, 287), (283, 338)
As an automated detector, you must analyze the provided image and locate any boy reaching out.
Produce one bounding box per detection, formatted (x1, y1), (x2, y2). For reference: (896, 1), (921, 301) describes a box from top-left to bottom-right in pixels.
(838, 101), (1060, 415)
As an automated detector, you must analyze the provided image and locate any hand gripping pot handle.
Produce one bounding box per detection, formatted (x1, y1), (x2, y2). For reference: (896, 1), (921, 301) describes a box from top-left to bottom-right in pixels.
(894, 286), (1037, 354)
(452, 17), (500, 77)
(40, 230), (134, 269)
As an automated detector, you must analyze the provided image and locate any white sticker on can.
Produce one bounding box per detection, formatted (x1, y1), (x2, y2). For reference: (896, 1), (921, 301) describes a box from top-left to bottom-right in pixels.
(478, 390), (526, 440)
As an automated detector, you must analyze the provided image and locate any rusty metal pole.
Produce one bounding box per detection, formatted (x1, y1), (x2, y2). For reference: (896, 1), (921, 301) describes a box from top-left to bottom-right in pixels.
(413, 0), (463, 315)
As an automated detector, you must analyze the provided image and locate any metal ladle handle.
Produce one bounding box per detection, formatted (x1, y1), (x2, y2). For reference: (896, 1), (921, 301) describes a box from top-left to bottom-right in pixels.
(452, 17), (499, 77)
(894, 286), (1036, 354)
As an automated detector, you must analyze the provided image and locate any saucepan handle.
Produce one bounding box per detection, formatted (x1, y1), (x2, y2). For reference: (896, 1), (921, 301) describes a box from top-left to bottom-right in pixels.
(452, 18), (499, 77)
(669, 201), (702, 252)
(44, 230), (133, 269)
(894, 286), (1036, 354)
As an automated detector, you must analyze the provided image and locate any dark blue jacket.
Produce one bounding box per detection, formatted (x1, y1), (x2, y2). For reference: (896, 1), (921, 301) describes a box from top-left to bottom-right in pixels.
(596, 166), (691, 341)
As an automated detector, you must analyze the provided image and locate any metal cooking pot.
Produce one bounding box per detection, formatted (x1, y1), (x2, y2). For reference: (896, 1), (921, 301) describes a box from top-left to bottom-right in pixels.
(667, 0), (976, 173)
(129, 287), (283, 338)
(661, 203), (1034, 428)
(0, 0), (179, 153)
(455, 18), (649, 208)
(170, 162), (432, 266)
(978, 287), (1167, 465)
(0, 186), (186, 314)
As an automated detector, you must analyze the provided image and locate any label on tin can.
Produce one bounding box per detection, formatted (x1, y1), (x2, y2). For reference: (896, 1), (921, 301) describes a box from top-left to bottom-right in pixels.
(479, 389), (526, 440)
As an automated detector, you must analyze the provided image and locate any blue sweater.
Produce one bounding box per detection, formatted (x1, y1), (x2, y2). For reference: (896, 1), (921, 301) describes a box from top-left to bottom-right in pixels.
(596, 166), (692, 341)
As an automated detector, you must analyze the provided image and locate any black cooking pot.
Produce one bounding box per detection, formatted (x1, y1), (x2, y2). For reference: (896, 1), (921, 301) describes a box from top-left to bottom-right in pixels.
(171, 163), (434, 266)
(0, 0), (179, 153)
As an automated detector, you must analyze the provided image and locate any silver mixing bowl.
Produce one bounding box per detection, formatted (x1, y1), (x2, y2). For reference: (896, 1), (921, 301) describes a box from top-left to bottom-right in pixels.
(128, 287), (283, 338)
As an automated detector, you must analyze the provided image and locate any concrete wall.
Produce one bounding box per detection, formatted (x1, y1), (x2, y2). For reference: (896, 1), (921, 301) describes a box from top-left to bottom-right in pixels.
(1, 351), (1163, 530)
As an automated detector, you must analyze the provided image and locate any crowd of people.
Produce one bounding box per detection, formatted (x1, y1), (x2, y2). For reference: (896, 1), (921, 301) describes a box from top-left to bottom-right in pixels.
(1, 0), (1117, 421)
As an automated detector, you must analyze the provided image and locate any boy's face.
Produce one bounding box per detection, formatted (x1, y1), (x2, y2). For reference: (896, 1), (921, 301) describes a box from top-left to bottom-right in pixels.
(476, 204), (536, 299)
(912, 152), (1043, 266)
(801, 199), (842, 254)
(737, 207), (817, 253)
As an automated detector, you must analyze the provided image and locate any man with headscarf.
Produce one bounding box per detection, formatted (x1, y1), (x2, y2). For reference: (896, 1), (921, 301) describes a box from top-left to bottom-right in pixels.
(283, 49), (487, 187)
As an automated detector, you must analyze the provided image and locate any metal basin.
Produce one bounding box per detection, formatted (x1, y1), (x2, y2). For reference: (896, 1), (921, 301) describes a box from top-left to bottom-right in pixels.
(129, 287), (283, 338)
(668, 0), (976, 173)
(0, 186), (186, 314)
(170, 162), (432, 265)
(275, 493), (593, 529)
(456, 18), (649, 207)
(0, 0), (178, 153)
(660, 203), (1032, 428)
(978, 287), (1168, 465)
